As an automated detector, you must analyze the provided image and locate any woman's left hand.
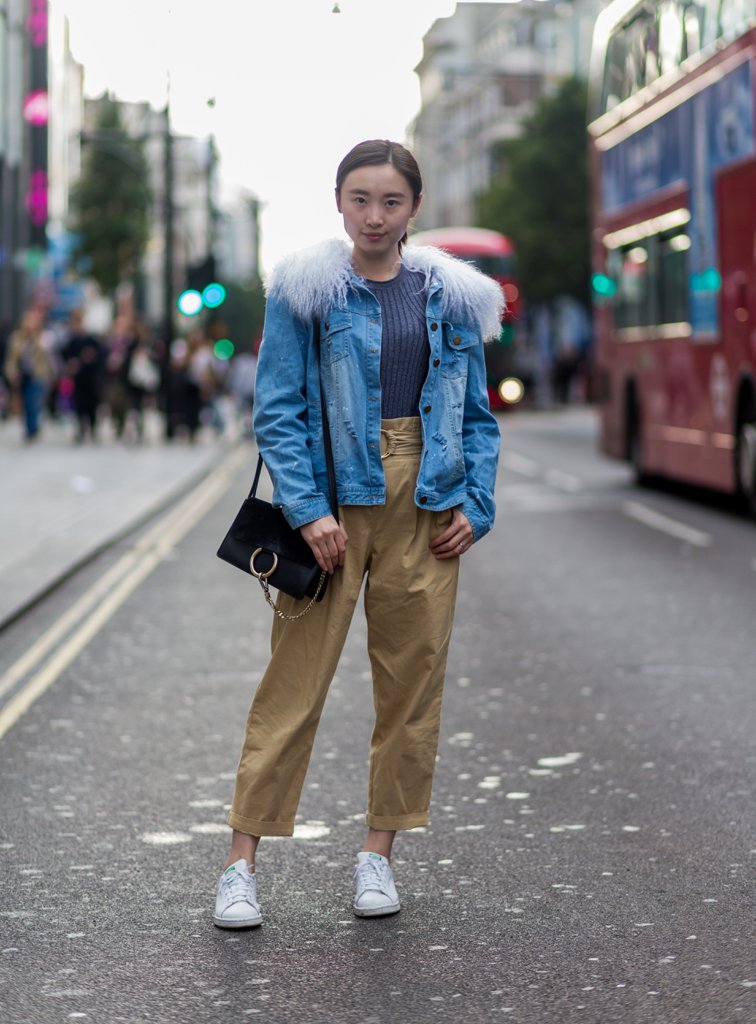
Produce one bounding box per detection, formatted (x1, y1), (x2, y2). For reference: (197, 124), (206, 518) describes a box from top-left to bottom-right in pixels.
(429, 508), (474, 560)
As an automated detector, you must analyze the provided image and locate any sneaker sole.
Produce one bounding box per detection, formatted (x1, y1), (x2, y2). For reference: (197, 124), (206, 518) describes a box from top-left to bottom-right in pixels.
(353, 903), (400, 918)
(213, 914), (263, 929)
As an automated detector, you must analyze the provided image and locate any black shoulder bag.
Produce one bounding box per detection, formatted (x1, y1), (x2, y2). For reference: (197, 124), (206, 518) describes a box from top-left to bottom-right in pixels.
(216, 319), (338, 621)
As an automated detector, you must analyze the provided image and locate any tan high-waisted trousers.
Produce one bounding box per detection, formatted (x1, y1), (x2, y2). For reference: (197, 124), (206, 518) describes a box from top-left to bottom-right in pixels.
(228, 417), (460, 836)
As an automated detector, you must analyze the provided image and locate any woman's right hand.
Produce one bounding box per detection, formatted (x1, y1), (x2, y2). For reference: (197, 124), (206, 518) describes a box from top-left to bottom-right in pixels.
(300, 516), (348, 574)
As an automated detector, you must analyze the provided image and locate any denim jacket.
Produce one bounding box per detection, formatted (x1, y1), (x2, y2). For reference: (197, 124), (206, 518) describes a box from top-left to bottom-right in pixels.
(253, 239), (503, 541)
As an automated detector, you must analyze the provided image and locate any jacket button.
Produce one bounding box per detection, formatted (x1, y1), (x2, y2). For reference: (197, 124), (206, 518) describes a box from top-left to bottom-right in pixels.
(431, 322), (438, 330)
(423, 404), (431, 413)
(419, 495), (428, 505)
(453, 336), (461, 345)
(324, 322), (330, 330)
(433, 358), (440, 367)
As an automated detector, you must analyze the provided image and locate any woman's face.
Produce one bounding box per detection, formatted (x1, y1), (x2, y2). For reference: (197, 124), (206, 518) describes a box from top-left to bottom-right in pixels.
(336, 162), (421, 267)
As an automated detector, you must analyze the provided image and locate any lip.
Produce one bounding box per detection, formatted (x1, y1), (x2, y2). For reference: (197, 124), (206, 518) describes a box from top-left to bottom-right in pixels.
(363, 233), (386, 241)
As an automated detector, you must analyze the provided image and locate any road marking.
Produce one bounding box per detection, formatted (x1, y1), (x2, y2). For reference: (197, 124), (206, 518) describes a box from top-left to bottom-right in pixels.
(0, 445), (249, 741)
(621, 500), (712, 548)
(544, 468), (582, 492)
(503, 451), (539, 477)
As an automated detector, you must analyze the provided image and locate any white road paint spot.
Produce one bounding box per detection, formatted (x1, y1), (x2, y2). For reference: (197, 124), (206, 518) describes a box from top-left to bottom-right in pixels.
(69, 475), (96, 494)
(189, 823), (229, 835)
(538, 753), (582, 767)
(454, 824), (486, 832)
(141, 832), (193, 845)
(68, 865), (94, 871)
(457, 677), (472, 688)
(741, 981), (756, 988)
(449, 732), (475, 747)
(67, 933), (86, 939)
(545, 468), (582, 492)
(479, 776), (501, 790)
(188, 799), (224, 808)
(634, 923), (654, 928)
(429, 945), (448, 950)
(529, 768), (553, 776)
(505, 792), (530, 800)
(503, 451), (539, 477)
(622, 826), (640, 832)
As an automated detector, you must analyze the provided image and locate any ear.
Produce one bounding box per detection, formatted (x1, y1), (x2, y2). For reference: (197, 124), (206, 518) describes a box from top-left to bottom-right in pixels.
(411, 192), (423, 218)
(335, 187), (342, 214)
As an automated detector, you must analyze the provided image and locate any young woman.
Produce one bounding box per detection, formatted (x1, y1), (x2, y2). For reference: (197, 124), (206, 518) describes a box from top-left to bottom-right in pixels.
(214, 140), (503, 928)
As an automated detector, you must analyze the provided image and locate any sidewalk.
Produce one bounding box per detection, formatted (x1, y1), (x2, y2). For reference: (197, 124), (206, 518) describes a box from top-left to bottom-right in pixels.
(0, 409), (241, 630)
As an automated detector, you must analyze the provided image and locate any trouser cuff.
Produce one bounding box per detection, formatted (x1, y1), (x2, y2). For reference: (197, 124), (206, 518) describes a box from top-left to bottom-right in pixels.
(365, 811), (429, 831)
(227, 811), (295, 837)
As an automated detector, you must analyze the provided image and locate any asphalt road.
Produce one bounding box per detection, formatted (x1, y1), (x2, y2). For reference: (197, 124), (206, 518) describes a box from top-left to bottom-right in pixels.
(1, 407), (754, 1024)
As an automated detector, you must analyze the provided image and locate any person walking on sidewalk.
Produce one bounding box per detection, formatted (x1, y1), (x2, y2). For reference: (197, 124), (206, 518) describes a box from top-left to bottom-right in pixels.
(214, 139), (503, 929)
(62, 310), (104, 443)
(3, 306), (54, 441)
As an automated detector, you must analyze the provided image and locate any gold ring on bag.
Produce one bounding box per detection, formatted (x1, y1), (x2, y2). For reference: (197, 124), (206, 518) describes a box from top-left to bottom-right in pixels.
(250, 548), (278, 579)
(250, 547), (327, 621)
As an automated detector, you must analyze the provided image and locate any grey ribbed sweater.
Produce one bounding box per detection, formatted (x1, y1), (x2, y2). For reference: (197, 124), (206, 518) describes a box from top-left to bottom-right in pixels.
(366, 265), (429, 419)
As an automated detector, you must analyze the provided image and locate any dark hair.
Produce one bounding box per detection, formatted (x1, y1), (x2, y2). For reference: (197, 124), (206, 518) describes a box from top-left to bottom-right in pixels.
(336, 139), (423, 250)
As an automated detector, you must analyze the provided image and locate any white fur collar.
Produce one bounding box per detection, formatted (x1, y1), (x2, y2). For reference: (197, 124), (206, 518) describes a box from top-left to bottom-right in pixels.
(266, 238), (504, 340)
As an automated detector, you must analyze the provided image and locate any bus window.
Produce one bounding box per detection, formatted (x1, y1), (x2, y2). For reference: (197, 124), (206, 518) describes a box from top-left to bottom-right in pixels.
(609, 241), (654, 328)
(658, 229), (691, 324)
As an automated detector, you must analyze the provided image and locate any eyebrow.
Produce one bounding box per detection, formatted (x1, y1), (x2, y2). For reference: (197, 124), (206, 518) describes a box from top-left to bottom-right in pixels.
(347, 188), (408, 198)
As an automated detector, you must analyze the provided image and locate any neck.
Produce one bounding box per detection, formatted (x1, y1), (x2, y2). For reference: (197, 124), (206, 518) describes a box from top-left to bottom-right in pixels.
(351, 247), (402, 282)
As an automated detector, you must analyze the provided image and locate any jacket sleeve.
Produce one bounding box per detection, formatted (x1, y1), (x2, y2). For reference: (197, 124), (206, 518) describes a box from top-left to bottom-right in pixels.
(460, 335), (500, 541)
(252, 294), (333, 530)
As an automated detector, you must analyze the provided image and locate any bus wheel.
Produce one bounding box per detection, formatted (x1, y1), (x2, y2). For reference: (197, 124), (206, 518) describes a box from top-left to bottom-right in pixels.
(735, 414), (756, 518)
(628, 407), (649, 485)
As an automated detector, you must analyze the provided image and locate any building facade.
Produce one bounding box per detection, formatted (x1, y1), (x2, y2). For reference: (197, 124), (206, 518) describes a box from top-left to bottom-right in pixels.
(0, 0), (82, 325)
(411, 0), (602, 229)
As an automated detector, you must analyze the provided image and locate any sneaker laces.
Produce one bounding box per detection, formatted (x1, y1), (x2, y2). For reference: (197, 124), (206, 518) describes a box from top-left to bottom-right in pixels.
(220, 866), (256, 907)
(354, 858), (391, 894)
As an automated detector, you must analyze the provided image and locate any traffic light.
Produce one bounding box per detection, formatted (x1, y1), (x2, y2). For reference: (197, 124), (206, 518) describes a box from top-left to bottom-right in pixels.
(178, 255), (227, 316)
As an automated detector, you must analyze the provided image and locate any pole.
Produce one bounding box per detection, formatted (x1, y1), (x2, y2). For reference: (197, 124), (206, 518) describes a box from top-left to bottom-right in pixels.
(162, 101), (175, 439)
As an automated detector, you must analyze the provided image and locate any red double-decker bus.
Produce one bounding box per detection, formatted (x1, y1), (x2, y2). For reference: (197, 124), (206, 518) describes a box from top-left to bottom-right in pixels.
(409, 226), (525, 409)
(589, 0), (756, 514)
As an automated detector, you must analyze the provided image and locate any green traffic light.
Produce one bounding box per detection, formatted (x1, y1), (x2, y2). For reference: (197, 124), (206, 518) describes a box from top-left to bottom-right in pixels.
(214, 338), (234, 360)
(203, 283), (227, 309)
(177, 289), (203, 316)
(592, 273), (617, 298)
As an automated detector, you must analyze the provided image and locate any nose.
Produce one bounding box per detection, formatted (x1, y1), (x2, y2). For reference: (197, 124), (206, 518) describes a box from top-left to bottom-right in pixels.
(365, 204), (384, 226)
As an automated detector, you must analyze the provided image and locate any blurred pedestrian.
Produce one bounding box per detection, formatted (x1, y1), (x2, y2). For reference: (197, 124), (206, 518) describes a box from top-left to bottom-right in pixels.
(61, 310), (104, 443)
(214, 140), (502, 929)
(124, 319), (160, 442)
(3, 307), (54, 441)
(104, 315), (134, 439)
(227, 346), (258, 438)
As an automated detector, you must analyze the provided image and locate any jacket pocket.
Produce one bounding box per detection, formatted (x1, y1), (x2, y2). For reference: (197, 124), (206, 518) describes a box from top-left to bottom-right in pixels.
(442, 325), (478, 378)
(320, 313), (352, 364)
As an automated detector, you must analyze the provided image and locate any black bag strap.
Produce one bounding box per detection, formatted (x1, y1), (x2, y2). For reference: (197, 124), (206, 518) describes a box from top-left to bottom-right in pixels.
(248, 317), (338, 522)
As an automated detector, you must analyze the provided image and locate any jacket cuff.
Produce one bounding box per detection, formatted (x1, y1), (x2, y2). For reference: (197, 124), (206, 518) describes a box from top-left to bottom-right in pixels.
(283, 496), (334, 531)
(461, 498), (490, 542)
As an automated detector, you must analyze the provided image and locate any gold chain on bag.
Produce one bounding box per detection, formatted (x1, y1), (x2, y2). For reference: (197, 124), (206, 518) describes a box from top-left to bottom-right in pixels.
(250, 548), (327, 621)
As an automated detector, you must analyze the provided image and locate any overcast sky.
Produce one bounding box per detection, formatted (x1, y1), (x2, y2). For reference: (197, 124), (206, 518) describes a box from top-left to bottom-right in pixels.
(55, 0), (516, 271)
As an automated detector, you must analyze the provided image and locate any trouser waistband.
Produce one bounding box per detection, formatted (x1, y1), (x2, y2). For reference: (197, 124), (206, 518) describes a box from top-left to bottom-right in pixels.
(380, 416), (422, 458)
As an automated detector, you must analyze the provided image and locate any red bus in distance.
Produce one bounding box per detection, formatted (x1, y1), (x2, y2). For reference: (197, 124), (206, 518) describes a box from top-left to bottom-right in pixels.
(589, 0), (756, 515)
(410, 226), (524, 409)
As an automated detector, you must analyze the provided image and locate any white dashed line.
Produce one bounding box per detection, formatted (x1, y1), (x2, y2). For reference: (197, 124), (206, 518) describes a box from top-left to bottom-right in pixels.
(621, 501), (712, 548)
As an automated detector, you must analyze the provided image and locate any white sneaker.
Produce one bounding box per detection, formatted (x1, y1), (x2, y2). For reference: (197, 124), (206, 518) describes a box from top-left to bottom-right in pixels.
(353, 852), (401, 917)
(213, 858), (262, 929)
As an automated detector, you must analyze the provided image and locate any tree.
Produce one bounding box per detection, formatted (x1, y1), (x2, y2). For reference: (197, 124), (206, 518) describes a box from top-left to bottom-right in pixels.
(71, 97), (151, 297)
(476, 76), (591, 306)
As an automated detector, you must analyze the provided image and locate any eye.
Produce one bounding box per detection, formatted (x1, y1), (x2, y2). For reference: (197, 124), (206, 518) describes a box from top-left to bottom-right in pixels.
(353, 196), (366, 205)
(385, 200), (399, 208)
